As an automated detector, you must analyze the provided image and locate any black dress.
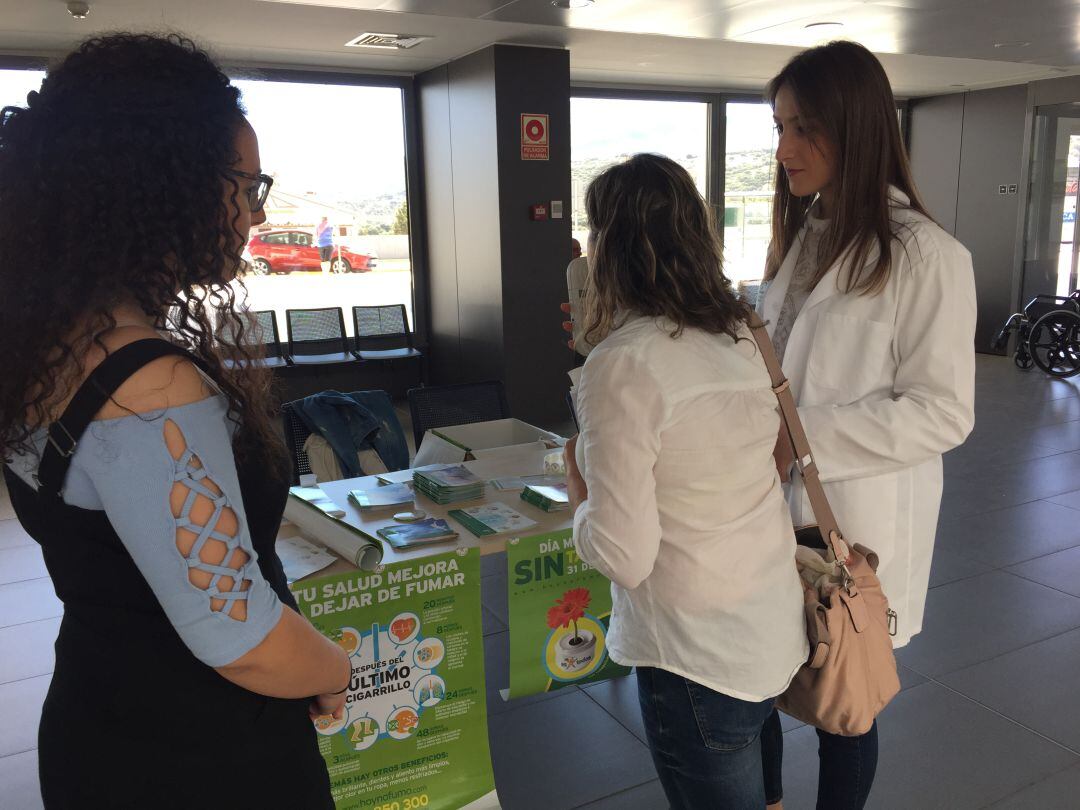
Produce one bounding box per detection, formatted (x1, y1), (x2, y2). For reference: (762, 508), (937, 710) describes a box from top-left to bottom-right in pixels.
(2, 340), (334, 809)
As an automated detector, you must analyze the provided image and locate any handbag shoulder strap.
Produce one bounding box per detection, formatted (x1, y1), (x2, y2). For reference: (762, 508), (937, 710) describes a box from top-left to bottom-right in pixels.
(746, 313), (850, 564)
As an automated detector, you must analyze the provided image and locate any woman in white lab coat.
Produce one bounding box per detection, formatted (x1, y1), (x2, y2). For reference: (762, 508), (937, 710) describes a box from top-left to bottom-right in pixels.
(757, 41), (977, 810)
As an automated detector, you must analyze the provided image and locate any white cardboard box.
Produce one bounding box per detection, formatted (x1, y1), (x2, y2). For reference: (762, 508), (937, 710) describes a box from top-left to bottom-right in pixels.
(413, 418), (564, 467)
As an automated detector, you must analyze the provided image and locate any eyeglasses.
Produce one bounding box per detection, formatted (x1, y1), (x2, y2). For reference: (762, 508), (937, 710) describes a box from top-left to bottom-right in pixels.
(227, 169), (274, 214)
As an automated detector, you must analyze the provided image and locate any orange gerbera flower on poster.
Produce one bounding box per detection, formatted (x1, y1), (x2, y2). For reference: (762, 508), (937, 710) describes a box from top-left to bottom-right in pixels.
(546, 588), (592, 641)
(560, 588), (591, 616)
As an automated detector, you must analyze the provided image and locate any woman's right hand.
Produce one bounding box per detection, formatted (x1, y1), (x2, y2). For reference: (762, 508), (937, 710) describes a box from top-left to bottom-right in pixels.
(309, 690), (347, 722)
(560, 302), (575, 350)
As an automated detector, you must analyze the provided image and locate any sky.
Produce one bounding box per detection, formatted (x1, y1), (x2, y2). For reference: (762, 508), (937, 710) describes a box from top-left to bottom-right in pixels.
(236, 79), (407, 200)
(570, 97), (710, 163)
(571, 97), (777, 158)
(0, 70), (408, 202)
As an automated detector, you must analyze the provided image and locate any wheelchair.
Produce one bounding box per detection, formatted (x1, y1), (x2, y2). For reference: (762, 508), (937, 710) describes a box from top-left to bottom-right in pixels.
(993, 290), (1080, 378)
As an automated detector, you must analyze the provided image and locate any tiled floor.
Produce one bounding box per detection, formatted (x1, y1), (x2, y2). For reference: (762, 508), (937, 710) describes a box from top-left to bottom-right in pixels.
(4, 357), (1080, 808)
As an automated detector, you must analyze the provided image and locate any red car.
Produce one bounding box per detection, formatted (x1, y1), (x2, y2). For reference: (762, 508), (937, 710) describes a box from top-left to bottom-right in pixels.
(246, 229), (376, 274)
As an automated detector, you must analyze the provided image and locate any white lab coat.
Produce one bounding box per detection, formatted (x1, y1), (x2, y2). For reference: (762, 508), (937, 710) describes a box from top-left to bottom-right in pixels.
(758, 187), (977, 647)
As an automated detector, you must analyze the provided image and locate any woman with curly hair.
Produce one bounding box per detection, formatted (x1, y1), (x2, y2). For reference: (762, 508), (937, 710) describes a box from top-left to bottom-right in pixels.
(0, 34), (345, 808)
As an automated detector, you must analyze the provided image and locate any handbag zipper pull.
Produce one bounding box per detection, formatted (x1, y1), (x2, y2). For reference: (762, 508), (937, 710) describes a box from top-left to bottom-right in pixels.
(887, 609), (898, 637)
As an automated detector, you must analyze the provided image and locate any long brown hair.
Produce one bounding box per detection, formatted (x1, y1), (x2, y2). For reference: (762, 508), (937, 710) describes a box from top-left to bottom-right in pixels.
(582, 153), (749, 346)
(0, 34), (283, 469)
(765, 40), (931, 295)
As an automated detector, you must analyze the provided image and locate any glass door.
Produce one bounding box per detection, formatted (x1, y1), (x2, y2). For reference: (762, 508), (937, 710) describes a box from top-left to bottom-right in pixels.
(1022, 102), (1080, 302)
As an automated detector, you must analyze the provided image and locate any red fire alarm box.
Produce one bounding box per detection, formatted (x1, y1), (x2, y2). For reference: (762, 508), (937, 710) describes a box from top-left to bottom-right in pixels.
(529, 203), (548, 221)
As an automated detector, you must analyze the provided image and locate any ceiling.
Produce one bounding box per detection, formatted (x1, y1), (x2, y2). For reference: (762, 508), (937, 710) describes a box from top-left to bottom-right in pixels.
(0, 0), (1078, 96)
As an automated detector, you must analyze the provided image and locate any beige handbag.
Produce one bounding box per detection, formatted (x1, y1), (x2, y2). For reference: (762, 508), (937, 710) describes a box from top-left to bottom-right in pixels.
(749, 313), (900, 737)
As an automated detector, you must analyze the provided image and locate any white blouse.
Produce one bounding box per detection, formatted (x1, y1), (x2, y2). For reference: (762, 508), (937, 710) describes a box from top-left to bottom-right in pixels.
(572, 314), (809, 702)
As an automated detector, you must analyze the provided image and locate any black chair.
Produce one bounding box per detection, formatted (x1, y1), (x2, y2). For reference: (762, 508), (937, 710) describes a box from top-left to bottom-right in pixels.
(352, 304), (423, 362)
(285, 307), (357, 365)
(251, 310), (290, 368)
(220, 309), (289, 369)
(352, 304), (424, 388)
(406, 380), (510, 451)
(282, 391), (410, 483)
(281, 401), (313, 484)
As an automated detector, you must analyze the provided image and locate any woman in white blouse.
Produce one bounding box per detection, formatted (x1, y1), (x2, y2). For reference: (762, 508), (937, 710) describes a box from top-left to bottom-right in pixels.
(563, 153), (808, 809)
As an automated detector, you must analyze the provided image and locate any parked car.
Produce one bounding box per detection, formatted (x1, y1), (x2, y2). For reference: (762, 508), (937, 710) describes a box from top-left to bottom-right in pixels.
(246, 229), (376, 274)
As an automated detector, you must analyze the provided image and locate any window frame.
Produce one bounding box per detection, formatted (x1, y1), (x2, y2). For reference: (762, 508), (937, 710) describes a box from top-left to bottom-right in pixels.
(571, 86), (725, 211)
(222, 67), (429, 346)
(0, 59), (430, 346)
(570, 87), (782, 242)
(572, 85), (912, 250)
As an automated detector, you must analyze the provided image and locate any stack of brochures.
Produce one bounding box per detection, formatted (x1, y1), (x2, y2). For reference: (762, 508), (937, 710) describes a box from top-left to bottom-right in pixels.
(491, 473), (566, 492)
(348, 483), (415, 511)
(377, 518), (459, 549)
(520, 483), (570, 512)
(413, 465), (486, 505)
(448, 502), (538, 537)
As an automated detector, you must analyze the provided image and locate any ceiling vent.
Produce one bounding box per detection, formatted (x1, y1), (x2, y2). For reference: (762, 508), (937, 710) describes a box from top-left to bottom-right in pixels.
(344, 32), (431, 50)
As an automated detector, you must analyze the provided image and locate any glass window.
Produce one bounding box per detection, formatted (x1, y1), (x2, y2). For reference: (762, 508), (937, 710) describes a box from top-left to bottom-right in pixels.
(234, 78), (414, 335)
(0, 68), (45, 110)
(724, 102), (778, 296)
(570, 96), (709, 254)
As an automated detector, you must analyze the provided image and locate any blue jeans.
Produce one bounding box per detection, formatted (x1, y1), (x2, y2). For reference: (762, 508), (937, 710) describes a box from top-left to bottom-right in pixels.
(761, 707), (878, 809)
(637, 666), (776, 810)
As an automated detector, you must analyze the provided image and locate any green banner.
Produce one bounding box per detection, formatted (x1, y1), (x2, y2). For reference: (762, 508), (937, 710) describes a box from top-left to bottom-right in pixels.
(291, 548), (498, 810)
(507, 529), (631, 697)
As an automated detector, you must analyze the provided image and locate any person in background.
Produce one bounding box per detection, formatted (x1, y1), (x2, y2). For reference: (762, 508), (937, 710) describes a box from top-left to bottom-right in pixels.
(564, 153), (808, 809)
(571, 237), (582, 259)
(316, 214), (334, 273)
(0, 33), (349, 808)
(757, 40), (976, 810)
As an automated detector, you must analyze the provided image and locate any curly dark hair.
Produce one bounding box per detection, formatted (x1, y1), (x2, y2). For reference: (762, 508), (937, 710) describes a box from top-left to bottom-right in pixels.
(582, 153), (749, 346)
(0, 33), (283, 468)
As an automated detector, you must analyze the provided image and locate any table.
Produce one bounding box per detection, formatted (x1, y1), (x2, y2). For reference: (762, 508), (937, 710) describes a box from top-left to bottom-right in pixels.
(282, 445), (573, 579)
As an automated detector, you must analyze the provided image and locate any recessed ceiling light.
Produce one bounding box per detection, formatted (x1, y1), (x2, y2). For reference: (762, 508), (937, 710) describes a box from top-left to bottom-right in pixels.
(994, 41), (1031, 48)
(552, 0), (595, 8)
(804, 21), (843, 30)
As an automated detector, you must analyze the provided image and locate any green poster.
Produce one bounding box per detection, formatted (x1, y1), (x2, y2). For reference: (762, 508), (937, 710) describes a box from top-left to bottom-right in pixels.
(291, 547), (499, 810)
(507, 529), (631, 698)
